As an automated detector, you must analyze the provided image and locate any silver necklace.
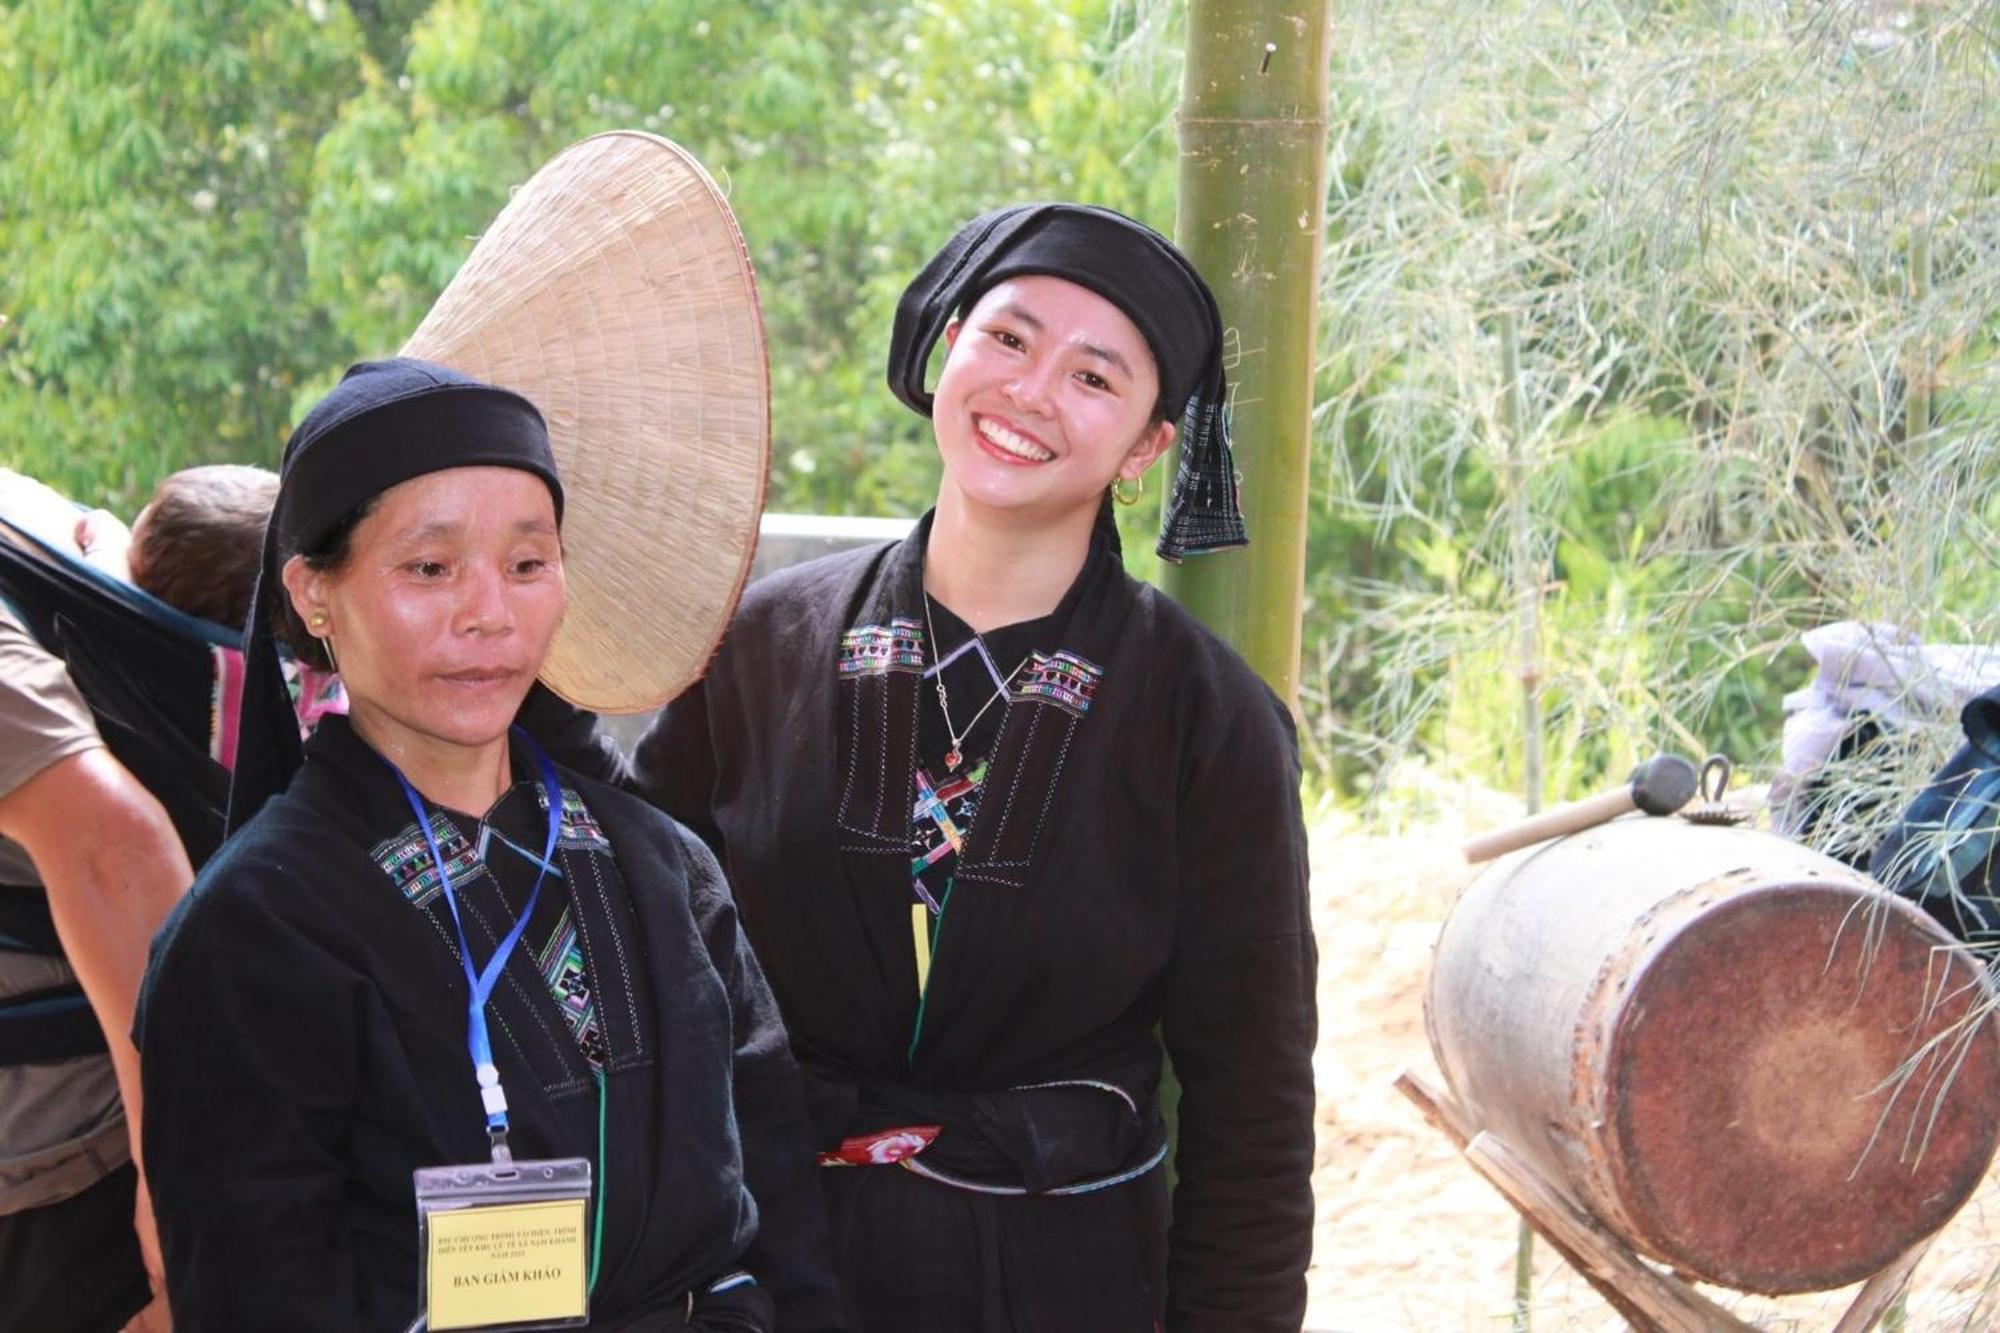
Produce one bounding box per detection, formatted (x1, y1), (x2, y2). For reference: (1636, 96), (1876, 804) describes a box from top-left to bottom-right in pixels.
(923, 594), (1029, 773)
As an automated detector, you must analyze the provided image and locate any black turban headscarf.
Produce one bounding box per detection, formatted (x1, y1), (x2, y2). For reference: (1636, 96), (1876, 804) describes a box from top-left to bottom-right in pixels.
(888, 203), (1246, 563)
(226, 356), (563, 834)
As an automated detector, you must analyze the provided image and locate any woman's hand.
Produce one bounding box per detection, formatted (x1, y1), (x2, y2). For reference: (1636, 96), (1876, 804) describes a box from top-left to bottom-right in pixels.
(76, 506), (134, 582)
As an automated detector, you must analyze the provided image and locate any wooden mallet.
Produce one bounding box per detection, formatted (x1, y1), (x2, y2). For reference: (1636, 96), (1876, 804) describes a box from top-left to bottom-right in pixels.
(1463, 755), (1701, 863)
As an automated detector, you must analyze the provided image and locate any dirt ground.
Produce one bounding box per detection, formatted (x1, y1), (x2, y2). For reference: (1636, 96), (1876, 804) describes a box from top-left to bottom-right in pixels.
(1299, 792), (2000, 1333)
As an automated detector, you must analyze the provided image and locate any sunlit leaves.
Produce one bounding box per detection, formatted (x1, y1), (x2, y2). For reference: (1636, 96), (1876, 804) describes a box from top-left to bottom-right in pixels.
(1, 0), (363, 506)
(2, 0), (1174, 519)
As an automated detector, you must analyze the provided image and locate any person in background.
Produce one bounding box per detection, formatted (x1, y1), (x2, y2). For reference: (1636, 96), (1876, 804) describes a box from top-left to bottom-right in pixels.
(117, 464), (346, 770)
(0, 601), (187, 1333)
(1, 462), (279, 630)
(0, 461), (302, 1333)
(124, 465), (278, 630)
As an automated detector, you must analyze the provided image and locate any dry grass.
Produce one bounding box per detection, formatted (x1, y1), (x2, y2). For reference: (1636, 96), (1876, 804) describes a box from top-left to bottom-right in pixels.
(1308, 0), (2000, 802)
(1302, 788), (2000, 1331)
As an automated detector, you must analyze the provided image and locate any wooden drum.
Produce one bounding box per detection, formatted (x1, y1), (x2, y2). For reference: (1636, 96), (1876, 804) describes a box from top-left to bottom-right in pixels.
(1427, 817), (2000, 1294)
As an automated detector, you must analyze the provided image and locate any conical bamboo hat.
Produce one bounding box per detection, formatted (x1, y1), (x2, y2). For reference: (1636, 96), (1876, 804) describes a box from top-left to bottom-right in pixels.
(404, 130), (769, 714)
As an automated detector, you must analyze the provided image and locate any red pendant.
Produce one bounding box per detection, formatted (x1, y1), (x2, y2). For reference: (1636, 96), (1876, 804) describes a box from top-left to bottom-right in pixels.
(944, 747), (963, 772)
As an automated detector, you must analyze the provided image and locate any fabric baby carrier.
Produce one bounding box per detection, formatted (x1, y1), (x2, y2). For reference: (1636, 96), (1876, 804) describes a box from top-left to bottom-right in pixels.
(0, 515), (235, 1064)
(1870, 684), (2000, 944)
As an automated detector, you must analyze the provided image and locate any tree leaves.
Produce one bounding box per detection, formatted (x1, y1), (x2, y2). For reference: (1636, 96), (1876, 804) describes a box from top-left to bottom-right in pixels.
(2, 0), (1174, 520)
(2, 0), (362, 504)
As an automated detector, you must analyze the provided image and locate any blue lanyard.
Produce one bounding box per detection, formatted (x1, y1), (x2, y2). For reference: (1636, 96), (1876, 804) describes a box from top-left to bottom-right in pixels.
(387, 727), (563, 1153)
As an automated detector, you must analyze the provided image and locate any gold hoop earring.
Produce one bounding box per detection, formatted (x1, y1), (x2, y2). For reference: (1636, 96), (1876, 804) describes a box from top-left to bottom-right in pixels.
(1111, 473), (1145, 507)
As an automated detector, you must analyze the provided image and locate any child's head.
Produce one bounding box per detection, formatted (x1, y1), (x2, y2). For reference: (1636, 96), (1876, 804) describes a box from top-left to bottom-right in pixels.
(128, 465), (279, 629)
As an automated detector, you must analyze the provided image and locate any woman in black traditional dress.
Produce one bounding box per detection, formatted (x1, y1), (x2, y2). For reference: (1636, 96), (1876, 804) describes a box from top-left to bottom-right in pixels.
(137, 358), (839, 1332)
(545, 204), (1317, 1332)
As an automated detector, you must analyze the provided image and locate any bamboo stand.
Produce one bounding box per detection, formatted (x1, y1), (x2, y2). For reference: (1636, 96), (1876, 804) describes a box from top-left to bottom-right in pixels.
(1394, 1070), (1931, 1333)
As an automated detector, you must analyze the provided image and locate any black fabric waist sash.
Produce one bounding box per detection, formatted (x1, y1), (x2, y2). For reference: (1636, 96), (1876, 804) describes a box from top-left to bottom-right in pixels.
(800, 1055), (1167, 1196)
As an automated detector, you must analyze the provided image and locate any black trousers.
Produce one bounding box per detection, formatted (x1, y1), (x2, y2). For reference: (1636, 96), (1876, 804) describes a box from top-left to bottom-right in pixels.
(0, 1163), (151, 1333)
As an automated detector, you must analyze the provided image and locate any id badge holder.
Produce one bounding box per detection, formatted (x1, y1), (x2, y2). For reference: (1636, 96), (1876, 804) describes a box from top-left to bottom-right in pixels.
(414, 1156), (593, 1332)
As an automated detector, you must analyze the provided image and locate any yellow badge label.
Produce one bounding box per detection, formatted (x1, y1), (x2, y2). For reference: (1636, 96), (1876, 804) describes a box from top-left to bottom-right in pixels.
(425, 1197), (589, 1330)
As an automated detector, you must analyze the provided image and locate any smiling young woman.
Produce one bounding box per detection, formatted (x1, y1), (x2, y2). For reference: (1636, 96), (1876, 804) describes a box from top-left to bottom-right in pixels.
(135, 359), (837, 1333)
(541, 205), (1318, 1332)
(927, 275), (1175, 561)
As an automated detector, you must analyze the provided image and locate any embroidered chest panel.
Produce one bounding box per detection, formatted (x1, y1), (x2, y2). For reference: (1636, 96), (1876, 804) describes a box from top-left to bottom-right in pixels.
(372, 810), (479, 908)
(368, 785), (615, 1069)
(534, 907), (607, 1068)
(838, 618), (925, 676)
(834, 608), (1106, 892)
(911, 758), (989, 912)
(369, 788), (610, 906)
(1011, 651), (1101, 717)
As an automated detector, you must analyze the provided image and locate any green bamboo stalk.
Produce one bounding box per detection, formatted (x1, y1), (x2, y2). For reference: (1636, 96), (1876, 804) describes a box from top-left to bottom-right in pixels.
(1163, 0), (1334, 708)
(1499, 307), (1543, 1332)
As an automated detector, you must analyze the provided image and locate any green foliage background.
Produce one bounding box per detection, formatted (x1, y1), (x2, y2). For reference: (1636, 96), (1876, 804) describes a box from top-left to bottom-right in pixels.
(4, 0), (1995, 816)
(0, 0), (1175, 522)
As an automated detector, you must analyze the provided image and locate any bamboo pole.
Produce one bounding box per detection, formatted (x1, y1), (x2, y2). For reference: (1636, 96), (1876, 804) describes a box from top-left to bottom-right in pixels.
(1498, 306), (1543, 1330)
(1164, 0), (1333, 707)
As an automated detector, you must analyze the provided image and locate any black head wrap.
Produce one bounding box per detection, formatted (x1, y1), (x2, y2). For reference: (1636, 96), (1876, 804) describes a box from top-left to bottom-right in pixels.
(888, 203), (1246, 562)
(227, 356), (563, 833)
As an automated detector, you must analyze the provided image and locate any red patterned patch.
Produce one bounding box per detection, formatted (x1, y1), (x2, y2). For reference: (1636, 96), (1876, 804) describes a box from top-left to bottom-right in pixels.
(816, 1124), (942, 1167)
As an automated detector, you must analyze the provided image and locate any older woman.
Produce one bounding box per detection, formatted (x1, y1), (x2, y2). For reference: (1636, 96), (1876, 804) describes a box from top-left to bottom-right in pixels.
(543, 206), (1318, 1332)
(137, 359), (837, 1332)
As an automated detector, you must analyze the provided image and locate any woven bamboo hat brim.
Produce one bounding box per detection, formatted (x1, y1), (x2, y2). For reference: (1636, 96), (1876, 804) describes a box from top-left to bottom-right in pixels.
(403, 130), (769, 714)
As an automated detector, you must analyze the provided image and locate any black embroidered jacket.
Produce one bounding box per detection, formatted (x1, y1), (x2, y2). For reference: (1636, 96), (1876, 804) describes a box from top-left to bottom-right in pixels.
(548, 512), (1318, 1333)
(135, 715), (840, 1331)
